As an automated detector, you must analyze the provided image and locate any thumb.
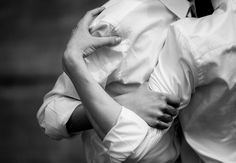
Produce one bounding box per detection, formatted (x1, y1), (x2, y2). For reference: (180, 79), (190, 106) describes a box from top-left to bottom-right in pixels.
(94, 36), (122, 48)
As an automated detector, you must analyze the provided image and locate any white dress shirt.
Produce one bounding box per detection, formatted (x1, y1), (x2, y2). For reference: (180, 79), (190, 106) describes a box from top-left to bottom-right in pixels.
(37, 0), (190, 162)
(104, 0), (236, 163)
(150, 0), (236, 162)
(177, 0), (236, 162)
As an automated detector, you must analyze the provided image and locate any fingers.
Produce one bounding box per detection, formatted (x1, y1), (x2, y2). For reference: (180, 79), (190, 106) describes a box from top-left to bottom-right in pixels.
(165, 94), (180, 108)
(155, 121), (170, 130)
(83, 6), (105, 27)
(156, 108), (176, 130)
(89, 6), (105, 16)
(95, 36), (122, 48)
(162, 105), (178, 116)
(158, 114), (173, 123)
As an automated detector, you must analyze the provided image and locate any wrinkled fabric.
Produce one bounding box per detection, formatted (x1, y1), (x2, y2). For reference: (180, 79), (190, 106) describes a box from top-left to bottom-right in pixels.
(174, 0), (236, 162)
(37, 0), (190, 162)
(147, 0), (236, 162)
(99, 0), (236, 162)
(102, 107), (180, 163)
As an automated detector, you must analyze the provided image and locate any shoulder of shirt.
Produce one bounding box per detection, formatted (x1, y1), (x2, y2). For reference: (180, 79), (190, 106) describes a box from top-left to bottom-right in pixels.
(91, 0), (190, 29)
(91, 0), (148, 29)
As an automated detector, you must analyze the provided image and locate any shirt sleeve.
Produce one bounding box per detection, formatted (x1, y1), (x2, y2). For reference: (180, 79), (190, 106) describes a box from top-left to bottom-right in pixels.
(102, 107), (161, 163)
(102, 107), (179, 163)
(150, 5), (236, 107)
(37, 73), (80, 139)
(37, 19), (128, 140)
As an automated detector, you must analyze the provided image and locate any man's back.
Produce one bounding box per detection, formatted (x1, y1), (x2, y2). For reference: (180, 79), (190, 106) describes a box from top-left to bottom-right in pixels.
(177, 0), (236, 162)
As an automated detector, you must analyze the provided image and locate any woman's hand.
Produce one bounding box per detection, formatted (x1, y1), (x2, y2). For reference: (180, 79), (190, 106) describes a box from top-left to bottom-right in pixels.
(115, 83), (180, 129)
(63, 6), (121, 71)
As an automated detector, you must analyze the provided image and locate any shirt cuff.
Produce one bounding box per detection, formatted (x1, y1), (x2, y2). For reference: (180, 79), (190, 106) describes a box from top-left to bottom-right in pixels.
(102, 106), (149, 162)
(41, 98), (80, 140)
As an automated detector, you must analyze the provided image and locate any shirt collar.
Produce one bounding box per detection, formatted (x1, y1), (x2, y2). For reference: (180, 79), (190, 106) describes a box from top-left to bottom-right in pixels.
(160, 0), (190, 18)
(211, 0), (226, 9)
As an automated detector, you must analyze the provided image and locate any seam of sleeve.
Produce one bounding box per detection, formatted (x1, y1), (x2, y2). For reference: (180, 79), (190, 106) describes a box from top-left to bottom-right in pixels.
(178, 19), (236, 86)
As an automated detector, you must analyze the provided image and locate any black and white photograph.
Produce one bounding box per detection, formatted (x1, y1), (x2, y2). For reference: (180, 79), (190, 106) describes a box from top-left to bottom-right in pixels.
(1, 0), (236, 163)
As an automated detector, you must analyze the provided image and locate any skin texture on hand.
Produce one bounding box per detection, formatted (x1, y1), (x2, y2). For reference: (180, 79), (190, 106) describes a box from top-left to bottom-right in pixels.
(65, 74), (178, 134)
(66, 82), (180, 135)
(63, 6), (121, 62)
(114, 83), (180, 129)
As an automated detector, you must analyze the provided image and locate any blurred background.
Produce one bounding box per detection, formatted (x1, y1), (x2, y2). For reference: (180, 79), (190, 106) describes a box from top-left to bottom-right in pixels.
(0, 0), (214, 163)
(0, 0), (106, 163)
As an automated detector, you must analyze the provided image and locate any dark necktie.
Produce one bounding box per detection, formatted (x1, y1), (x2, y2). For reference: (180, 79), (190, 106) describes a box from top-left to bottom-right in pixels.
(189, 0), (198, 17)
(188, 0), (214, 18)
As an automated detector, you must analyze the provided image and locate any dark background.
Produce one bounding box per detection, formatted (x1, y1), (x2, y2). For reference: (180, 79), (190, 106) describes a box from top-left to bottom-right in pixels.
(0, 0), (105, 163)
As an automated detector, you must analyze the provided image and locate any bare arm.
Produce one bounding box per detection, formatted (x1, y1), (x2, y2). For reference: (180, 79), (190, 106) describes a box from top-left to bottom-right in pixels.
(66, 104), (92, 134)
(38, 5), (125, 139)
(63, 7), (122, 138)
(64, 55), (121, 139)
(66, 83), (179, 134)
(114, 83), (179, 129)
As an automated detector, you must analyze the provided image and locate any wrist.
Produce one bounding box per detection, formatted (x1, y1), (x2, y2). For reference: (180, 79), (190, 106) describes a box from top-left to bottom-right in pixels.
(63, 51), (85, 75)
(64, 47), (83, 63)
(115, 94), (135, 112)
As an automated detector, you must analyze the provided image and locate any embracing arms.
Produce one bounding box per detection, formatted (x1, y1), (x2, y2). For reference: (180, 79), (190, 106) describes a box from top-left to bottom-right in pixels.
(66, 83), (179, 135)
(37, 6), (180, 140)
(62, 7), (180, 138)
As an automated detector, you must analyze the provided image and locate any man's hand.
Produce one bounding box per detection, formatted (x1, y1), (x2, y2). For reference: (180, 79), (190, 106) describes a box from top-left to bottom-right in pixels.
(114, 83), (180, 129)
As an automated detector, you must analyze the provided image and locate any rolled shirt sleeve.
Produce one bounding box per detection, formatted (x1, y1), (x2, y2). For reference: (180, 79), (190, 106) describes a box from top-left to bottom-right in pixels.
(103, 107), (179, 163)
(37, 19), (128, 140)
(102, 107), (151, 162)
(37, 73), (81, 139)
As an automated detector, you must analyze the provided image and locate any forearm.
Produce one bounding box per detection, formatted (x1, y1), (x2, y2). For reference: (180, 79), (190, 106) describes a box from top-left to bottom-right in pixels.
(64, 57), (122, 139)
(66, 103), (112, 136)
(66, 91), (140, 134)
(66, 93), (132, 134)
(66, 92), (140, 134)
(62, 7), (122, 139)
(66, 104), (93, 134)
(66, 96), (123, 134)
